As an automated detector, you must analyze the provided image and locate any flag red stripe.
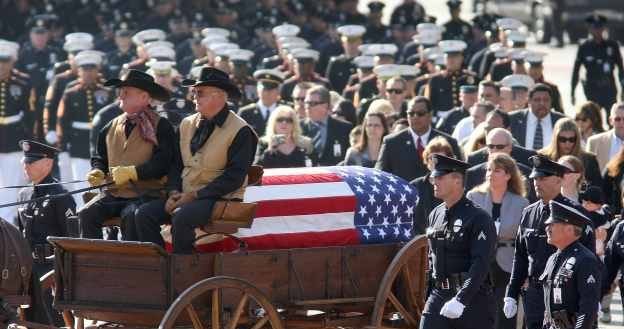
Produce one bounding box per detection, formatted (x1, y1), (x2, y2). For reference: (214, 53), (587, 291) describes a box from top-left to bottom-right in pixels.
(164, 229), (361, 253)
(254, 196), (356, 218)
(261, 173), (343, 186)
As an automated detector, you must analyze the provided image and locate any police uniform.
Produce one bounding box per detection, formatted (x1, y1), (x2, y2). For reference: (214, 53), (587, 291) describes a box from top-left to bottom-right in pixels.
(571, 14), (624, 112)
(540, 201), (601, 329)
(104, 46), (136, 80)
(422, 154), (496, 329)
(14, 140), (75, 325)
(0, 41), (35, 221)
(325, 25), (365, 94)
(505, 156), (597, 329)
(238, 69), (285, 136)
(363, 2), (391, 43)
(602, 219), (624, 314)
(425, 41), (477, 122)
(442, 1), (473, 43)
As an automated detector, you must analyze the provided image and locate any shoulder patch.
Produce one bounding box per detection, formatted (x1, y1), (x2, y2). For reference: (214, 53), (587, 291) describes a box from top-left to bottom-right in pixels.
(586, 274), (596, 284)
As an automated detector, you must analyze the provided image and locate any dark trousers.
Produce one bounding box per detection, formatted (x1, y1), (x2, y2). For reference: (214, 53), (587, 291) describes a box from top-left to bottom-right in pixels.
(25, 261), (63, 326)
(419, 287), (495, 329)
(492, 262), (516, 329)
(521, 283), (545, 328)
(583, 80), (617, 114)
(134, 198), (216, 253)
(78, 193), (145, 239)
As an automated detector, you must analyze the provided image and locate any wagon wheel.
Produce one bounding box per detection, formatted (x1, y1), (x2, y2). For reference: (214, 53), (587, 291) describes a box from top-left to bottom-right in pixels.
(159, 276), (284, 329)
(369, 236), (428, 329)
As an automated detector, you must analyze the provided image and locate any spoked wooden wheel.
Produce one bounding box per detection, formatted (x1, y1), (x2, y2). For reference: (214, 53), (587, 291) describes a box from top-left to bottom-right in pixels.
(159, 276), (284, 329)
(369, 236), (428, 329)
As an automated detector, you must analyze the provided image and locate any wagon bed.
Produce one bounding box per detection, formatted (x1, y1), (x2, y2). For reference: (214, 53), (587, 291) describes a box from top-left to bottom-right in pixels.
(47, 235), (428, 329)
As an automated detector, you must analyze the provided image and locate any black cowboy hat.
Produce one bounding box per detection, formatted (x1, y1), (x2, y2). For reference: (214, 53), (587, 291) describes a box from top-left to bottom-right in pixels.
(104, 69), (170, 101)
(182, 66), (241, 99)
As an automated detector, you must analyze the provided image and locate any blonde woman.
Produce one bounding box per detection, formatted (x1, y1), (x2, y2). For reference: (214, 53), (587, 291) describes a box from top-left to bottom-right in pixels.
(538, 118), (601, 187)
(255, 105), (314, 168)
(467, 153), (528, 329)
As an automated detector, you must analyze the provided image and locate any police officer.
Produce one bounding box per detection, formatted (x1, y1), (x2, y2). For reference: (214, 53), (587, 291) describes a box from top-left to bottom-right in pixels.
(442, 0), (473, 44)
(0, 41), (35, 222)
(602, 216), (624, 317)
(56, 51), (113, 207)
(325, 25), (365, 94)
(425, 40), (478, 123)
(146, 60), (194, 129)
(15, 140), (75, 325)
(238, 69), (285, 136)
(504, 155), (596, 329)
(571, 14), (624, 113)
(103, 22), (137, 79)
(422, 154), (496, 329)
(541, 200), (601, 329)
(16, 17), (64, 139)
(363, 1), (391, 44)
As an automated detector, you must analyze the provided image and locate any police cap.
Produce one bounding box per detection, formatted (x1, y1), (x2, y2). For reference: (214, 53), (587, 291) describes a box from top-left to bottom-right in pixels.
(528, 155), (569, 178)
(580, 185), (604, 204)
(430, 154), (470, 178)
(368, 1), (385, 13)
(585, 13), (607, 28)
(19, 140), (60, 164)
(460, 85), (477, 93)
(446, 0), (462, 9)
(545, 200), (592, 227)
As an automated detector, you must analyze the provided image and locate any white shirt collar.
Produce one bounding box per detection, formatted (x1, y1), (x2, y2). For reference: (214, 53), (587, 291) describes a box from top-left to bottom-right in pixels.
(409, 126), (432, 147)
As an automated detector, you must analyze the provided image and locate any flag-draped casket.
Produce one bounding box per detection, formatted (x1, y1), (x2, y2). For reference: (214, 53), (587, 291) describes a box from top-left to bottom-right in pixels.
(162, 166), (419, 252)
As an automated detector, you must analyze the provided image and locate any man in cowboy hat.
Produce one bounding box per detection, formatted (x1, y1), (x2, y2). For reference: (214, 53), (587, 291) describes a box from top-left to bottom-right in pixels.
(133, 66), (257, 254)
(79, 69), (176, 241)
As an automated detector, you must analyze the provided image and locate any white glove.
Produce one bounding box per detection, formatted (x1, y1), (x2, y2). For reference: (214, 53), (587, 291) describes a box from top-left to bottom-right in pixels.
(439, 297), (465, 319)
(45, 131), (58, 145)
(503, 297), (517, 319)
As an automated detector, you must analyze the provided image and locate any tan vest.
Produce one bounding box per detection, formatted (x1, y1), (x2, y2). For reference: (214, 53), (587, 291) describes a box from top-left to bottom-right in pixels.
(179, 111), (248, 199)
(106, 112), (165, 198)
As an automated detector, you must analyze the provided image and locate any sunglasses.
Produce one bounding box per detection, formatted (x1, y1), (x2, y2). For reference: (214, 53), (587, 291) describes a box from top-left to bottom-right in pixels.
(487, 144), (508, 150)
(386, 88), (404, 94)
(293, 97), (306, 102)
(557, 136), (577, 144)
(276, 117), (294, 124)
(407, 110), (429, 117)
(305, 101), (326, 107)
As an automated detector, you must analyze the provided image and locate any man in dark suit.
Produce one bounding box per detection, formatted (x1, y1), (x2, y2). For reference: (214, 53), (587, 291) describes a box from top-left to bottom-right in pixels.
(376, 96), (462, 181)
(467, 109), (537, 168)
(238, 69), (285, 136)
(301, 85), (352, 166)
(465, 128), (537, 202)
(509, 83), (566, 150)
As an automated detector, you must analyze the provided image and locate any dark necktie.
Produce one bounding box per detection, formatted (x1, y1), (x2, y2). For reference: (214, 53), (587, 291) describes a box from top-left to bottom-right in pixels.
(312, 122), (325, 155)
(416, 136), (424, 158)
(190, 119), (215, 155)
(533, 119), (543, 150)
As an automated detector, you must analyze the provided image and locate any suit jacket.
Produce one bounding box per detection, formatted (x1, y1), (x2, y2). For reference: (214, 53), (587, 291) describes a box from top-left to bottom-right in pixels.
(375, 128), (463, 181)
(586, 130), (613, 173)
(466, 145), (537, 168)
(508, 109), (566, 149)
(466, 190), (529, 272)
(301, 116), (352, 166)
(410, 174), (439, 236)
(465, 161), (537, 203)
(238, 103), (270, 137)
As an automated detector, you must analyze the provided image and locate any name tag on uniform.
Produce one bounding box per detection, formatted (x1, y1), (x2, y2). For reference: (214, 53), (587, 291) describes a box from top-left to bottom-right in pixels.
(333, 142), (342, 157)
(553, 287), (562, 304)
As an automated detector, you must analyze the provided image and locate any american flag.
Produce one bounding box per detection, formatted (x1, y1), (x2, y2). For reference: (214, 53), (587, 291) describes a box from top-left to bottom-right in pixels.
(162, 166), (418, 252)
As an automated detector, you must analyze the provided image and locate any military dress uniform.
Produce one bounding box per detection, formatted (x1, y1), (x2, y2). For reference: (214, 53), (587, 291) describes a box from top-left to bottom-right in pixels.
(57, 81), (113, 206)
(0, 70), (35, 221)
(540, 201), (601, 329)
(425, 69), (477, 121)
(422, 155), (497, 329)
(326, 54), (358, 94)
(505, 156), (597, 329)
(14, 140), (76, 325)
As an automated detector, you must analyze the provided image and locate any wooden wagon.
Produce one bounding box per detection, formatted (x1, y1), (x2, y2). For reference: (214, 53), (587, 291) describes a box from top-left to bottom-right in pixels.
(44, 233), (428, 329)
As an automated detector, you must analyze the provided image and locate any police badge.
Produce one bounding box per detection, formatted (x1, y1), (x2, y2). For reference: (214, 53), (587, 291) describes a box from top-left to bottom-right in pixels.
(453, 219), (462, 232)
(176, 99), (186, 109)
(94, 90), (108, 104)
(21, 141), (30, 152)
(10, 85), (22, 98)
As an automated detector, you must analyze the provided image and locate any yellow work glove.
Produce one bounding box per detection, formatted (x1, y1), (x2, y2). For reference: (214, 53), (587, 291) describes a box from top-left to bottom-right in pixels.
(86, 169), (106, 186)
(111, 166), (138, 186)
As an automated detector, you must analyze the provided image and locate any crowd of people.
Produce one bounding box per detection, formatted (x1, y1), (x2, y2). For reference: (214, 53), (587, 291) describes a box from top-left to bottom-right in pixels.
(2, 0), (624, 328)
